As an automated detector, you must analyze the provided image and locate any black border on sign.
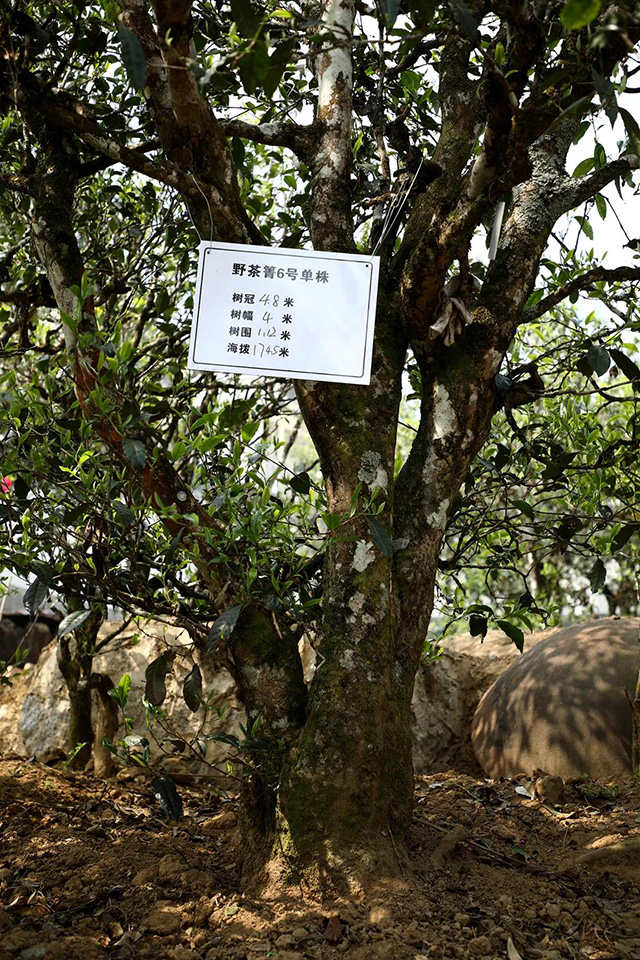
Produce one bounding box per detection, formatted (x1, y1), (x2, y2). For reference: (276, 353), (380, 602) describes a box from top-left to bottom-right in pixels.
(190, 244), (377, 380)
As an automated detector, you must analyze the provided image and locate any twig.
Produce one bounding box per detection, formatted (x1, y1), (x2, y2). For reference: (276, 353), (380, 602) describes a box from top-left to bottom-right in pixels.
(388, 826), (405, 876)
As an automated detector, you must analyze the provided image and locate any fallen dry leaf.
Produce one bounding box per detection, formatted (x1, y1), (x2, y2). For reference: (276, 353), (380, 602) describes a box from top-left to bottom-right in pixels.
(507, 936), (523, 960)
(324, 915), (344, 944)
(431, 824), (469, 869)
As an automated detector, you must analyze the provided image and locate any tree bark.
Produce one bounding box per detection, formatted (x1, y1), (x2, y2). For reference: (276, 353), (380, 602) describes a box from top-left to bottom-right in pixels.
(57, 645), (94, 768)
(56, 606), (104, 768)
(92, 674), (120, 778)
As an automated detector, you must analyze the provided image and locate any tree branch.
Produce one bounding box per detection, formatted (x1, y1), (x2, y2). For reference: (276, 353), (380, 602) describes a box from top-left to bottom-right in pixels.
(222, 118), (316, 158)
(307, 0), (356, 252)
(386, 36), (444, 79)
(34, 97), (192, 190)
(13, 73), (258, 241)
(120, 0), (260, 243)
(563, 155), (640, 212)
(523, 266), (640, 322)
(479, 118), (577, 329)
(395, 32), (483, 338)
(78, 139), (161, 177)
(0, 171), (34, 194)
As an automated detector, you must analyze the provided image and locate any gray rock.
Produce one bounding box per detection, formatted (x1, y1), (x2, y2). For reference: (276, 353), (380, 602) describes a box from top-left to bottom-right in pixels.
(471, 617), (640, 779)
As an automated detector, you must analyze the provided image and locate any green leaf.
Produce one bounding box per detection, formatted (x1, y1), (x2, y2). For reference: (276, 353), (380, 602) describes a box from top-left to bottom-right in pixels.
(620, 107), (640, 155)
(588, 558), (606, 592)
(205, 605), (243, 652)
(13, 476), (29, 501)
(124, 734), (149, 752)
(218, 398), (256, 429)
(367, 516), (394, 560)
(576, 355), (594, 379)
(575, 215), (593, 241)
(241, 421), (259, 443)
(586, 344), (610, 377)
(238, 37), (269, 94)
(230, 0), (261, 36)
(122, 437), (146, 470)
(30, 560), (54, 585)
(289, 471), (311, 495)
(512, 845), (531, 861)
(612, 524), (639, 553)
(512, 499), (534, 521)
(407, 0), (437, 29)
(447, 0), (479, 41)
(555, 515), (582, 545)
(153, 777), (183, 821)
(493, 444), (510, 470)
(573, 120), (590, 144)
(183, 663), (203, 713)
(469, 614), (488, 638)
(542, 461), (566, 481)
(58, 609), (93, 639)
(264, 38), (296, 98)
(595, 193), (606, 219)
(322, 512), (341, 532)
(560, 0), (601, 29)
(117, 23), (147, 91)
(24, 578), (49, 614)
(591, 67), (617, 127)
(497, 619), (525, 653)
(208, 731), (241, 749)
(609, 348), (640, 384)
(400, 70), (421, 94)
(108, 673), (132, 709)
(384, 0), (400, 25)
(145, 650), (176, 706)
(113, 500), (135, 525)
(572, 157), (595, 178)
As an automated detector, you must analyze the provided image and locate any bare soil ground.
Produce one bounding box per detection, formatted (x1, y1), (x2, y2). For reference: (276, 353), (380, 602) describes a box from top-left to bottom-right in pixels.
(1, 757), (640, 960)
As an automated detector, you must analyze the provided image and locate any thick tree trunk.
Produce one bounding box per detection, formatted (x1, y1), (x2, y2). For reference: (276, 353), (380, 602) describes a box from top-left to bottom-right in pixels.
(274, 580), (425, 887)
(237, 584), (429, 892)
(235, 307), (425, 889)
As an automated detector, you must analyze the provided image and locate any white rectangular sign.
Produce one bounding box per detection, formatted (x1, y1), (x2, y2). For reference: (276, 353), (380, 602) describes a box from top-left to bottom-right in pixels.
(188, 242), (379, 385)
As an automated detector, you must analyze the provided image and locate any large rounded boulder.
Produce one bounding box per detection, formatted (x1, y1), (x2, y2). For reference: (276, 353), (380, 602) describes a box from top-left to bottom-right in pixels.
(471, 617), (640, 779)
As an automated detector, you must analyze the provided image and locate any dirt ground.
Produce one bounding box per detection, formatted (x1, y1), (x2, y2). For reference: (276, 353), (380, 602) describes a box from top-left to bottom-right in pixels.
(1, 757), (640, 960)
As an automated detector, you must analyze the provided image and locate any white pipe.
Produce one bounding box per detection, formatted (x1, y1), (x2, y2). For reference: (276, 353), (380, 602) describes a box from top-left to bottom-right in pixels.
(489, 200), (506, 261)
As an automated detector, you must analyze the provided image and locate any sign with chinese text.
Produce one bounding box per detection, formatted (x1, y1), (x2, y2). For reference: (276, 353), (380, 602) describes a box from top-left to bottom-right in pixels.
(188, 242), (379, 385)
